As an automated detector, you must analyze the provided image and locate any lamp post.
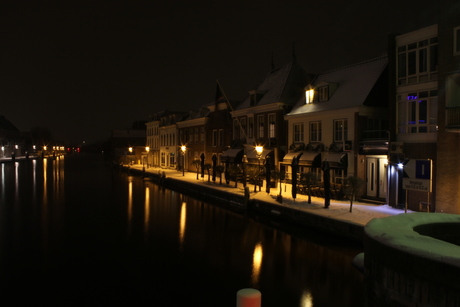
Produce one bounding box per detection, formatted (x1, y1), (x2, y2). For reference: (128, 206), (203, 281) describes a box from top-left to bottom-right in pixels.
(145, 146), (150, 170)
(255, 145), (263, 192)
(181, 145), (187, 176)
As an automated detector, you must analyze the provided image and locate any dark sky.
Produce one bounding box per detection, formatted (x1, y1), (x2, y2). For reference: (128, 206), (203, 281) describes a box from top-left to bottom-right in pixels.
(0, 1), (438, 145)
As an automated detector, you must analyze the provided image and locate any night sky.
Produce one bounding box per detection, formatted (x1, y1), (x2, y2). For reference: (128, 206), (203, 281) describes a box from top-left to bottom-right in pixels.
(1, 1), (438, 144)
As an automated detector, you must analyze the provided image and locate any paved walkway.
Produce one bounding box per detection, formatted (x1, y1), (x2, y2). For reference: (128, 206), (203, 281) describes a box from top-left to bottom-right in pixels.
(127, 164), (410, 227)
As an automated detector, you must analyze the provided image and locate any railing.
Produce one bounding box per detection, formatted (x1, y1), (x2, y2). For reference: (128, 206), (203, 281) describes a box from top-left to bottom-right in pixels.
(360, 130), (388, 141)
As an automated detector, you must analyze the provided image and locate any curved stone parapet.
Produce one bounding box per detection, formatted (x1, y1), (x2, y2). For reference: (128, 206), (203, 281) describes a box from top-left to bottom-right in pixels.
(363, 213), (460, 306)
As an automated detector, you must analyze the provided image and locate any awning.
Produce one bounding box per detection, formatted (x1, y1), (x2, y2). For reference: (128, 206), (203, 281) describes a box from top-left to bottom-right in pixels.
(321, 153), (348, 168)
(298, 152), (322, 167)
(359, 142), (388, 155)
(282, 152), (303, 163)
(221, 148), (244, 163)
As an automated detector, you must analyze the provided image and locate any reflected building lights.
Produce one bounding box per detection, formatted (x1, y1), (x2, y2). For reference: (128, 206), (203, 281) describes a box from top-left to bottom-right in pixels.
(144, 186), (150, 237)
(179, 202), (187, 250)
(43, 158), (48, 203)
(251, 242), (263, 286)
(127, 177), (133, 236)
(301, 290), (313, 307)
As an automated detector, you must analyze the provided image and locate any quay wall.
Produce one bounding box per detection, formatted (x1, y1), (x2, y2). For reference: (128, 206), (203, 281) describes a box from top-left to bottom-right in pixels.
(363, 213), (460, 306)
(127, 167), (364, 242)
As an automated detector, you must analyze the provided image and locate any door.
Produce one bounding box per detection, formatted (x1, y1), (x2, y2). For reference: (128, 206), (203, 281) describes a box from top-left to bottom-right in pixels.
(366, 157), (387, 199)
(367, 158), (378, 197)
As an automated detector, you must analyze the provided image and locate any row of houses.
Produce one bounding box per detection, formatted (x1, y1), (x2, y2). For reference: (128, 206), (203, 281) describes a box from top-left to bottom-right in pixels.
(116, 3), (459, 213)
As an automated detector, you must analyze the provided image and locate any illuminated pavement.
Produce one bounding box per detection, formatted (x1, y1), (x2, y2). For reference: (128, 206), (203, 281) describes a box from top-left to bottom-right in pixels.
(127, 164), (410, 227)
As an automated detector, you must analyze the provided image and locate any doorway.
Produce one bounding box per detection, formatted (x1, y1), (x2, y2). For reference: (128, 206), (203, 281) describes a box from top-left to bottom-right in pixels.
(366, 157), (387, 199)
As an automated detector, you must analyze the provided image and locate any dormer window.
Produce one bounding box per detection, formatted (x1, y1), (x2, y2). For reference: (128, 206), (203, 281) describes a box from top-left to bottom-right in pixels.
(305, 89), (314, 104)
(318, 86), (329, 101)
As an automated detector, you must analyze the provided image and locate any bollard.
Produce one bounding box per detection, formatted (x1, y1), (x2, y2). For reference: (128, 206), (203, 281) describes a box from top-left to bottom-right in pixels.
(236, 288), (261, 307)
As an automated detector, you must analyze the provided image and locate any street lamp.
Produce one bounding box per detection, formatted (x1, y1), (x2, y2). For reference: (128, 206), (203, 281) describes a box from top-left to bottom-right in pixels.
(145, 146), (150, 169)
(181, 145), (187, 176)
(255, 145), (263, 192)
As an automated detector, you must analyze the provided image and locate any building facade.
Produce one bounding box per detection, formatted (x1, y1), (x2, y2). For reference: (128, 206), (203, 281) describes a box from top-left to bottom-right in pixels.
(286, 57), (389, 201)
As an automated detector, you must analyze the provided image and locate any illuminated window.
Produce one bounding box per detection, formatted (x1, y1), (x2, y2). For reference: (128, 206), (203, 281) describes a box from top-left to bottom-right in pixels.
(268, 114), (275, 138)
(169, 152), (175, 167)
(305, 89), (314, 103)
(398, 91), (438, 133)
(293, 123), (304, 142)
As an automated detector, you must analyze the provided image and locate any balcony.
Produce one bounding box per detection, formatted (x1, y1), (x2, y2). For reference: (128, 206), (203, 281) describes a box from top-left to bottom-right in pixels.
(360, 130), (389, 141)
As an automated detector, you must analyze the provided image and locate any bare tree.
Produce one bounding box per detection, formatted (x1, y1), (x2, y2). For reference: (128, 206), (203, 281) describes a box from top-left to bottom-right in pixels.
(300, 172), (317, 204)
(192, 159), (201, 180)
(343, 176), (365, 213)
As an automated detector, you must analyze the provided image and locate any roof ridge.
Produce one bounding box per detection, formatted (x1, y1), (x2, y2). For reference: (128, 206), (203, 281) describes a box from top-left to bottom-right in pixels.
(320, 54), (388, 74)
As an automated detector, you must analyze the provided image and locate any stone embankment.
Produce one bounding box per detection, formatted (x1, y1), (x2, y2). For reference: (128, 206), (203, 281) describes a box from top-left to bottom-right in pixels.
(125, 166), (365, 243)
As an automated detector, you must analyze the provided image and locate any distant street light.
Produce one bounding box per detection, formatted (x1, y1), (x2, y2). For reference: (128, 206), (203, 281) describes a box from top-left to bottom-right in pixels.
(255, 146), (263, 192)
(145, 146), (150, 169)
(181, 145), (187, 176)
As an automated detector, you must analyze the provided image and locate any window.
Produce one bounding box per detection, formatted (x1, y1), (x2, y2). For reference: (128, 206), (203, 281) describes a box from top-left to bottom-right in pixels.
(233, 119), (240, 140)
(398, 91), (438, 133)
(334, 119), (348, 142)
(305, 89), (314, 103)
(194, 128), (198, 143)
(212, 130), (218, 147)
(293, 123), (304, 142)
(169, 153), (175, 167)
(200, 127), (204, 142)
(268, 114), (275, 138)
(310, 121), (322, 142)
(161, 152), (165, 166)
(240, 118), (247, 139)
(318, 86), (329, 101)
(455, 26), (460, 55)
(397, 36), (438, 85)
(218, 129), (224, 146)
(248, 117), (254, 138)
(257, 115), (265, 138)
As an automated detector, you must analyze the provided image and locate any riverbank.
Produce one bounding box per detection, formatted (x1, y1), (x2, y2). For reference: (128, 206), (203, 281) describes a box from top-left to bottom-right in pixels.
(123, 164), (409, 242)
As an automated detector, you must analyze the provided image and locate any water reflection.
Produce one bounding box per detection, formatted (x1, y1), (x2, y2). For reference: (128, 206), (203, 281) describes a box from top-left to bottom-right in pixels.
(127, 177), (133, 236)
(179, 201), (186, 250)
(144, 185), (150, 238)
(251, 242), (263, 287)
(0, 156), (364, 306)
(301, 290), (313, 307)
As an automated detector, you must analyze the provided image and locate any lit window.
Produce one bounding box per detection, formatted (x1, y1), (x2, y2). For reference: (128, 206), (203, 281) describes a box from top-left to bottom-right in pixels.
(398, 91), (437, 134)
(305, 89), (314, 103)
(268, 114), (275, 138)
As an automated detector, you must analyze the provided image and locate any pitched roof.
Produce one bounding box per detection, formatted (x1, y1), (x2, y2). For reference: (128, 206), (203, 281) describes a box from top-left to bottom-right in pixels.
(288, 56), (388, 116)
(0, 116), (19, 131)
(236, 61), (314, 110)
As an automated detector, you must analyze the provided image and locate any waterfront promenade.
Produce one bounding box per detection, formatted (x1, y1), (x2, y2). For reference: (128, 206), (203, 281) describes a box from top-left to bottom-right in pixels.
(126, 164), (409, 232)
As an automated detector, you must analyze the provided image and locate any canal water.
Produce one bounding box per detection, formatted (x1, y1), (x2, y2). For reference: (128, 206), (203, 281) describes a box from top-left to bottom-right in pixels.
(0, 154), (364, 306)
